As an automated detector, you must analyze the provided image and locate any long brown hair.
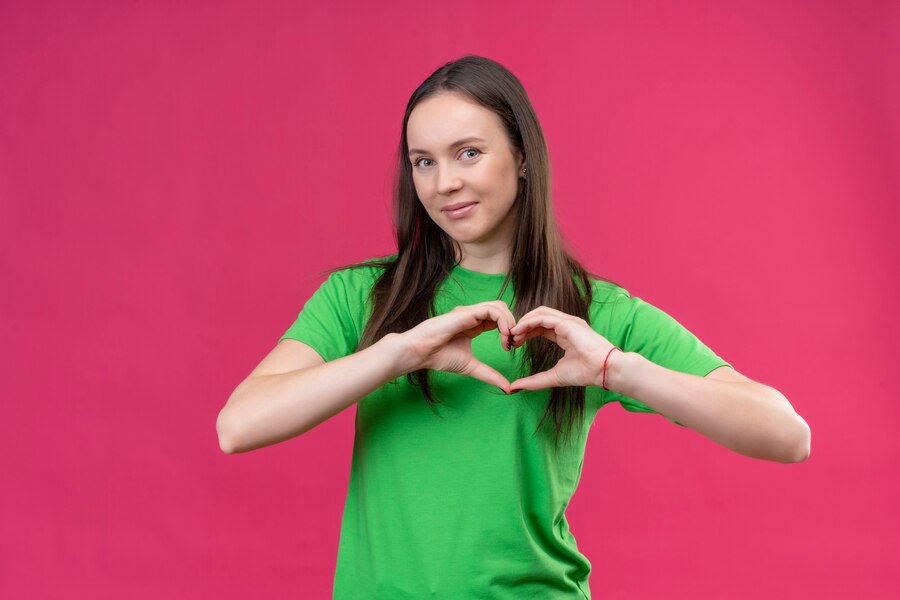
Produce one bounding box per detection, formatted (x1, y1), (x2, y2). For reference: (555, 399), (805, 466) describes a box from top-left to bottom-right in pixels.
(328, 55), (619, 451)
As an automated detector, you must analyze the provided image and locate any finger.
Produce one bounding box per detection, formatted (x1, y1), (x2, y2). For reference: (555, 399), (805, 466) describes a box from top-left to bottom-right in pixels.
(489, 300), (517, 349)
(494, 299), (517, 332)
(484, 301), (514, 351)
(474, 300), (513, 338)
(510, 313), (566, 336)
(455, 304), (509, 339)
(510, 305), (570, 327)
(509, 369), (564, 392)
(512, 326), (557, 346)
(510, 305), (553, 323)
(445, 305), (496, 337)
(463, 360), (512, 394)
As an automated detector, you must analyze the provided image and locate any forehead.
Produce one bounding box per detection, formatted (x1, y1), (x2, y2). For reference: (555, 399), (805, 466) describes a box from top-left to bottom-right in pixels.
(406, 92), (503, 149)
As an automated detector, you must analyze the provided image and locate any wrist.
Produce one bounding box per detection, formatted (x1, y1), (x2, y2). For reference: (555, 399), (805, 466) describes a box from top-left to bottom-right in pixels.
(379, 332), (419, 378)
(598, 349), (644, 395)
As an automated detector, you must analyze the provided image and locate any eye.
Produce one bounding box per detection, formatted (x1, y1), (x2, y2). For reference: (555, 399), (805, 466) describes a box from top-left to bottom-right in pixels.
(412, 148), (480, 169)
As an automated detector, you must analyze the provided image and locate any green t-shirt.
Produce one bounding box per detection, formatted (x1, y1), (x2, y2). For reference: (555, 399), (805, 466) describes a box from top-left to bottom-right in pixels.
(279, 256), (731, 599)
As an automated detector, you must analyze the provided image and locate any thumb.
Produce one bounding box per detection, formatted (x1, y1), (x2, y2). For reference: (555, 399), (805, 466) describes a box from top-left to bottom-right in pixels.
(509, 369), (561, 392)
(463, 360), (512, 394)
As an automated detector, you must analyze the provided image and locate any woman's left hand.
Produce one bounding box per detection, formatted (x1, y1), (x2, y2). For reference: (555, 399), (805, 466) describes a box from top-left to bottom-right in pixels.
(508, 306), (617, 392)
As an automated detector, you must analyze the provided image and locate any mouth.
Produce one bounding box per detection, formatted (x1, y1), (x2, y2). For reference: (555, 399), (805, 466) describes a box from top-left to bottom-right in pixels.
(442, 201), (477, 212)
(441, 202), (478, 220)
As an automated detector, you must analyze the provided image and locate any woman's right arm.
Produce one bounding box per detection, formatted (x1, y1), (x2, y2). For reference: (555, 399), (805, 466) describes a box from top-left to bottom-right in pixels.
(216, 301), (516, 454)
(216, 333), (412, 454)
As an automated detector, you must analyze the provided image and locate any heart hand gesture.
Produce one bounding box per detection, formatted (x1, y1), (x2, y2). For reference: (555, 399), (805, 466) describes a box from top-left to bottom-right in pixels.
(397, 300), (516, 393)
(508, 306), (617, 392)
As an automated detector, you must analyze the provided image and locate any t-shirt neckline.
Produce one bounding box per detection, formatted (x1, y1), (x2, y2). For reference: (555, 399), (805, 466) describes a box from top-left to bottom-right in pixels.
(450, 262), (509, 284)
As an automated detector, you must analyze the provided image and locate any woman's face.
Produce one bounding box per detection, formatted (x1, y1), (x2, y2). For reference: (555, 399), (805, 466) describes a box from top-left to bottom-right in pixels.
(407, 92), (524, 257)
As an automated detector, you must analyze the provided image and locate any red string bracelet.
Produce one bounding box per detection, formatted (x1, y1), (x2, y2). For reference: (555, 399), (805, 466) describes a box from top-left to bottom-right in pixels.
(601, 346), (621, 391)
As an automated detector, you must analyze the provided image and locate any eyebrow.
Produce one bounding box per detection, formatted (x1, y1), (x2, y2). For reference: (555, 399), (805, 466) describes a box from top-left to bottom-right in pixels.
(407, 136), (486, 156)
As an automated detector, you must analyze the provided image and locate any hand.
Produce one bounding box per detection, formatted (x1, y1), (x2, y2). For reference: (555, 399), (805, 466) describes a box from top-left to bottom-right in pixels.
(397, 300), (517, 394)
(508, 306), (616, 392)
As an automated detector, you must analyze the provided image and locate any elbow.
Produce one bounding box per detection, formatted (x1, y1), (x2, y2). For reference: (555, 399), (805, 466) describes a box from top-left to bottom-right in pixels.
(216, 409), (241, 454)
(218, 434), (237, 455)
(781, 415), (811, 464)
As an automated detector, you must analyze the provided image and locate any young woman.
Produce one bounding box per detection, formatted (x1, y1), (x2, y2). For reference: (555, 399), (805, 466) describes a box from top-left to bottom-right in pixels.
(217, 55), (810, 599)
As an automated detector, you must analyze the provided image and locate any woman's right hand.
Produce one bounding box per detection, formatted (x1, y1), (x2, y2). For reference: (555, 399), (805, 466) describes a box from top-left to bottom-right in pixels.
(395, 300), (516, 394)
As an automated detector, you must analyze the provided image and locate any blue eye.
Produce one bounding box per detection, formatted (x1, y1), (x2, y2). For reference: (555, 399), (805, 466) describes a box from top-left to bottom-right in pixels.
(413, 147), (480, 169)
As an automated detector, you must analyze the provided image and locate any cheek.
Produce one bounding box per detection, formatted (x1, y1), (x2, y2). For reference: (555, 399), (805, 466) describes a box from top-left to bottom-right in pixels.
(487, 164), (517, 193)
(491, 172), (519, 204)
(410, 178), (427, 204)
(412, 175), (433, 200)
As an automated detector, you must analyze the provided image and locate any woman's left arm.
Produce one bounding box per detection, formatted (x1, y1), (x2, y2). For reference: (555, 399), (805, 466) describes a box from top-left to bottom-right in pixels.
(507, 306), (811, 465)
(606, 353), (811, 464)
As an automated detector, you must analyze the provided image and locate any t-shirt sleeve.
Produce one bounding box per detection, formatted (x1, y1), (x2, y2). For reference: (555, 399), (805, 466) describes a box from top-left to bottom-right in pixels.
(603, 294), (732, 427)
(277, 269), (365, 363)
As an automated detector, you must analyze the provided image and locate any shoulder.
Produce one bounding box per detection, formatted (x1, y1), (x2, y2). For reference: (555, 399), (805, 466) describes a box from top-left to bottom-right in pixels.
(584, 278), (669, 320)
(583, 277), (679, 341)
(585, 278), (670, 327)
(585, 276), (633, 306)
(328, 253), (397, 286)
(580, 276), (636, 338)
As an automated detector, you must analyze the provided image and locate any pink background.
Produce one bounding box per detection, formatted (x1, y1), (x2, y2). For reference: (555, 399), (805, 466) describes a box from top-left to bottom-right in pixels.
(3, 0), (898, 597)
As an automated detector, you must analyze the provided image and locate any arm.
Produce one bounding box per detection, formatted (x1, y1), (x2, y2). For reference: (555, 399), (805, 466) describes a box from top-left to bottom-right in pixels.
(216, 333), (410, 454)
(604, 354), (811, 463)
(217, 300), (517, 454)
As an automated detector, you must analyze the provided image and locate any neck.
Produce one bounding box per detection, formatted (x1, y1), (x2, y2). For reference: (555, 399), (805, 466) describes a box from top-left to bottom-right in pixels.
(456, 246), (511, 275)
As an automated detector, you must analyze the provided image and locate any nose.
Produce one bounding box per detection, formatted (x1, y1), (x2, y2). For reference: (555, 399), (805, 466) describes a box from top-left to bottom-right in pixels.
(436, 164), (462, 196)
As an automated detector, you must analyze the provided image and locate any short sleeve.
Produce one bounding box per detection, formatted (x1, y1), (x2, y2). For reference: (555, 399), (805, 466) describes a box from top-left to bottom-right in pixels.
(277, 269), (367, 363)
(603, 294), (732, 426)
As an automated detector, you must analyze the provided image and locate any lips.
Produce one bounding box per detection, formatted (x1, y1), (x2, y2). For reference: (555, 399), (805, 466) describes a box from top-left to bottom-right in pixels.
(441, 201), (477, 212)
